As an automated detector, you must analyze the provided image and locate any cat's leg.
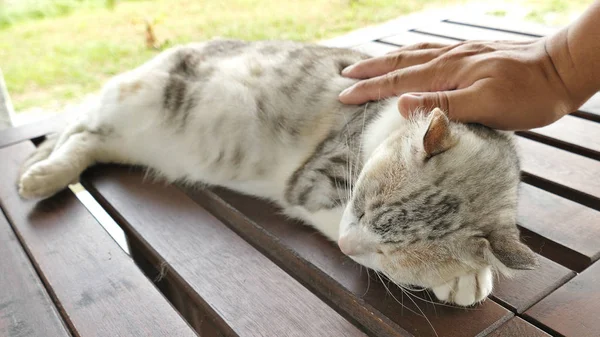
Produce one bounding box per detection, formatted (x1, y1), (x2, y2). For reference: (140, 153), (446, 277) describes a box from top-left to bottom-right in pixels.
(431, 267), (493, 306)
(18, 125), (127, 199)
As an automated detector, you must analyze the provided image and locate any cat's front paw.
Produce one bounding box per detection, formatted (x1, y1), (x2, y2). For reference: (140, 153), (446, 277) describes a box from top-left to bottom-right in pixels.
(18, 161), (73, 199)
(431, 266), (493, 306)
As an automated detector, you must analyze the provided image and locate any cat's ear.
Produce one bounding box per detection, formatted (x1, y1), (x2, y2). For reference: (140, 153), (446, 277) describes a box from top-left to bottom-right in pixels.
(423, 108), (456, 157)
(483, 231), (539, 273)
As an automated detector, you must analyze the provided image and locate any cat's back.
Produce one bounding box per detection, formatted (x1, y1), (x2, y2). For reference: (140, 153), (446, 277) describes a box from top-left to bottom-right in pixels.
(175, 39), (372, 136)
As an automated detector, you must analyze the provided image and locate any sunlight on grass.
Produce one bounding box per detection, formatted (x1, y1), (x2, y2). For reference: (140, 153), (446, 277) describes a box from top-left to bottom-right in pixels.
(0, 0), (593, 112)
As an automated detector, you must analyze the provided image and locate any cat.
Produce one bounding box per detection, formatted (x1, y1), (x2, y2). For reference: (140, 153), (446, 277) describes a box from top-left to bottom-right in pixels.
(18, 39), (538, 306)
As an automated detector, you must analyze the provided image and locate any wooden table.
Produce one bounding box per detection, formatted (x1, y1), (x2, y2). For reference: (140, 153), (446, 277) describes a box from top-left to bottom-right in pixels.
(1, 13), (599, 337)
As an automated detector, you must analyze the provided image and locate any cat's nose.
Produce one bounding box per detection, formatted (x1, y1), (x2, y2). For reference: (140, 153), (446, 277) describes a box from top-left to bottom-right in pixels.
(338, 235), (354, 256)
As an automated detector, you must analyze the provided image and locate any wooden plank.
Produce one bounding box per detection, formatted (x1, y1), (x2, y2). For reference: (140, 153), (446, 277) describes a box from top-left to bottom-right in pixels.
(0, 142), (196, 337)
(517, 137), (600, 209)
(486, 317), (551, 337)
(0, 114), (65, 149)
(413, 21), (537, 42)
(177, 186), (513, 337)
(353, 41), (399, 56)
(379, 31), (458, 47)
(574, 91), (600, 122)
(0, 213), (70, 337)
(82, 166), (369, 337)
(521, 115), (600, 160)
(518, 183), (600, 271)
(320, 6), (469, 48)
(491, 254), (574, 313)
(445, 15), (557, 37)
(525, 260), (600, 336)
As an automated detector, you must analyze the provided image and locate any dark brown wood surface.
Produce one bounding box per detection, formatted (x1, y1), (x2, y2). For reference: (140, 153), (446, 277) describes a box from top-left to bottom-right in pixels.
(0, 213), (70, 337)
(491, 254), (574, 313)
(182, 187), (513, 337)
(82, 166), (369, 337)
(525, 260), (600, 336)
(523, 115), (600, 160)
(518, 137), (600, 207)
(487, 317), (551, 337)
(517, 183), (600, 271)
(0, 142), (197, 337)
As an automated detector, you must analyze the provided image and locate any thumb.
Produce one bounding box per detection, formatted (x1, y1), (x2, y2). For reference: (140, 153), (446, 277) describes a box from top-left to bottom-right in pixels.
(398, 92), (450, 118)
(398, 89), (482, 124)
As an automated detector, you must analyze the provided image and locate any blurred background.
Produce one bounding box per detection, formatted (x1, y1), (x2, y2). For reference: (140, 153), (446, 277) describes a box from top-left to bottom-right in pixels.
(0, 0), (593, 117)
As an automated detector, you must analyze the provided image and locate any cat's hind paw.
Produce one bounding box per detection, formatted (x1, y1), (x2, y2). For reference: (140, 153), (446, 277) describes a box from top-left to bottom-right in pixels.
(431, 266), (493, 306)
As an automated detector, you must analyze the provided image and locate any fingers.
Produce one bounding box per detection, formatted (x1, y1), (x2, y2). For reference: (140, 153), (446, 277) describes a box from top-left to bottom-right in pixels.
(393, 42), (449, 51)
(342, 49), (443, 79)
(397, 79), (501, 126)
(339, 66), (431, 104)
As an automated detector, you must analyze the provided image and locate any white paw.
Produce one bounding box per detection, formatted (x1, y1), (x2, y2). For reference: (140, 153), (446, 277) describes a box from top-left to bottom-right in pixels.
(18, 161), (74, 199)
(431, 266), (493, 306)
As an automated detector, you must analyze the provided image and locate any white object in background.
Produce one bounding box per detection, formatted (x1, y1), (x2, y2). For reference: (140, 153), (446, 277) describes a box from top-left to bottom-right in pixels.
(0, 68), (16, 129)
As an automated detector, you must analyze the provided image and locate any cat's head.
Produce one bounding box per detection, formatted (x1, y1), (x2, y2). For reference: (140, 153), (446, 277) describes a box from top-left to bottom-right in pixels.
(339, 108), (537, 291)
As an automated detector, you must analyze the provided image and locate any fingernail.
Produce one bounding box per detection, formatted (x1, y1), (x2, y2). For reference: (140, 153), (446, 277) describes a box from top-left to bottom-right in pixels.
(341, 65), (355, 76)
(398, 93), (423, 116)
(339, 86), (352, 98)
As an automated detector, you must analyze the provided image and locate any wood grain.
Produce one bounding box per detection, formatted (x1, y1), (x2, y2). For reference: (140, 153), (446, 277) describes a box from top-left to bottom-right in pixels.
(491, 254), (574, 313)
(525, 260), (600, 336)
(486, 317), (551, 337)
(517, 183), (600, 271)
(522, 115), (600, 160)
(82, 166), (369, 337)
(0, 142), (196, 337)
(575, 91), (600, 122)
(0, 213), (70, 337)
(180, 186), (513, 337)
(517, 137), (600, 209)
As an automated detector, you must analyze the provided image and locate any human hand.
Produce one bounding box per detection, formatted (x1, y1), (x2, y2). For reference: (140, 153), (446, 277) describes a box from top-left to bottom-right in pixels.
(338, 39), (576, 130)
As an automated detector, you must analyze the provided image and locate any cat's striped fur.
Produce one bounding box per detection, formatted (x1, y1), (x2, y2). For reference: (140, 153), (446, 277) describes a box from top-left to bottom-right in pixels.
(18, 39), (537, 306)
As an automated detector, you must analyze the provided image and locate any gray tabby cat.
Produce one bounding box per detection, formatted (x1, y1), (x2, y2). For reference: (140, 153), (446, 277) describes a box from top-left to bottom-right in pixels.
(18, 39), (538, 306)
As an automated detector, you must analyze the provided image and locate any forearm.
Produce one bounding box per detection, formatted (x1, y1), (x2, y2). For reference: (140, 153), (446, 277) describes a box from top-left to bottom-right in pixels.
(546, 0), (600, 111)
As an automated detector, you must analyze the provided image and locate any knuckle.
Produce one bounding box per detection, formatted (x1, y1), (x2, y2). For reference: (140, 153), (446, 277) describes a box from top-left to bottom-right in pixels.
(435, 92), (451, 114)
(386, 53), (405, 69)
(384, 70), (403, 87)
(413, 42), (434, 50)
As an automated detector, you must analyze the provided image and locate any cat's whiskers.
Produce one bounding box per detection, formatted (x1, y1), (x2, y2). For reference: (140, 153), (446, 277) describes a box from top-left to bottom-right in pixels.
(362, 267), (372, 297)
(375, 271), (439, 337)
(382, 270), (470, 311)
(374, 271), (423, 318)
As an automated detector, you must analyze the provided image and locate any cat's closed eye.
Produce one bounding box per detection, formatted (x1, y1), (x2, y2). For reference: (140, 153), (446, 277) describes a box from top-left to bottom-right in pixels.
(357, 212), (365, 222)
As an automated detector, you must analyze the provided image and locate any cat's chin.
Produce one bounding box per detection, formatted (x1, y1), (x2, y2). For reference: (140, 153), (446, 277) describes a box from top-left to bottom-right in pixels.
(347, 252), (381, 272)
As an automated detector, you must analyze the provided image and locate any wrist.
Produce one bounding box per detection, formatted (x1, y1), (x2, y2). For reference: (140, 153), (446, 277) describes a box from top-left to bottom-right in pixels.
(545, 28), (598, 112)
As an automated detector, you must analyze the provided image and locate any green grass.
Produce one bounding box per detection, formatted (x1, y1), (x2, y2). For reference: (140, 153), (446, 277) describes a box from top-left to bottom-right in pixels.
(0, 0), (592, 112)
(523, 0), (592, 25)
